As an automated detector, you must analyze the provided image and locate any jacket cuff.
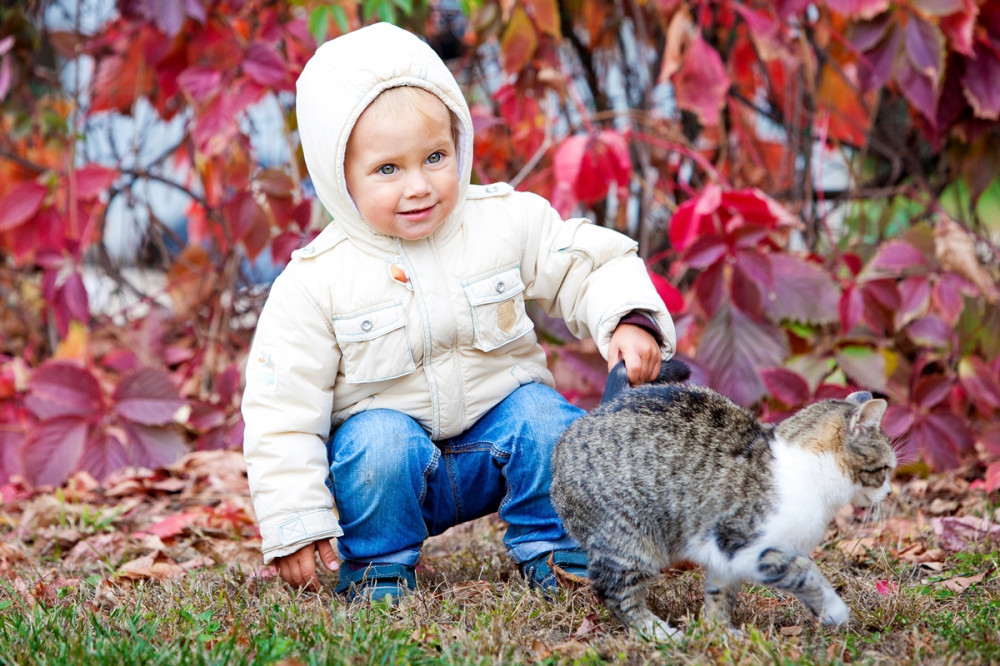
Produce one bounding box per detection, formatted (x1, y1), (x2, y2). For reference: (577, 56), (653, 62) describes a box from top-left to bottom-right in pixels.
(259, 508), (344, 564)
(615, 310), (664, 346)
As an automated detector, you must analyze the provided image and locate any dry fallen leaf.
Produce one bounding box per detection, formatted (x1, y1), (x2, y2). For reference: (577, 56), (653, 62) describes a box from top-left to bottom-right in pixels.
(116, 552), (186, 581)
(780, 625), (803, 637)
(940, 572), (989, 594)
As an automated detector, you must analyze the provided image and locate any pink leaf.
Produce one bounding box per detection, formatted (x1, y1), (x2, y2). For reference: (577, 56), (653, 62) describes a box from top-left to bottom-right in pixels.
(827, 0), (890, 20)
(895, 276), (931, 328)
(0, 181), (47, 231)
(146, 512), (201, 539)
(113, 367), (185, 426)
(834, 346), (888, 393)
(761, 368), (811, 406)
(682, 235), (728, 269)
(693, 260), (726, 317)
(123, 423), (187, 469)
(78, 429), (130, 481)
(766, 254), (840, 325)
(26, 361), (103, 420)
(868, 239), (927, 273)
(958, 356), (1000, 410)
(939, 0), (977, 56)
(984, 461), (1000, 494)
(698, 303), (789, 406)
(177, 66), (222, 103)
(244, 42), (287, 87)
(839, 285), (865, 332)
(896, 58), (940, 124)
(875, 579), (898, 596)
(74, 164), (118, 200)
(932, 515), (1000, 551)
(21, 417), (88, 486)
(904, 13), (945, 79)
(882, 404), (915, 439)
(962, 39), (1000, 120)
(672, 35), (729, 126)
(857, 21), (902, 91)
(905, 315), (954, 348)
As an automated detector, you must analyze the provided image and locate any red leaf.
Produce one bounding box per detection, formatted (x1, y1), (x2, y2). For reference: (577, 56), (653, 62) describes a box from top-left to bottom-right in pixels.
(669, 185), (721, 251)
(113, 367), (185, 426)
(54, 272), (90, 336)
(177, 66), (222, 103)
(986, 462), (1000, 494)
(672, 34), (729, 126)
(698, 302), (789, 406)
(912, 375), (952, 409)
(682, 235), (728, 268)
(78, 429), (130, 481)
(840, 286), (865, 332)
(932, 275), (965, 325)
(553, 131), (631, 205)
(962, 39), (1000, 121)
(857, 21), (902, 91)
(731, 261), (764, 318)
(875, 579), (898, 596)
(26, 362), (103, 420)
(74, 164), (118, 200)
(145, 512), (201, 539)
(767, 254), (841, 325)
(21, 417), (88, 486)
(939, 0), (977, 56)
(123, 423), (187, 469)
(979, 424), (1000, 457)
(647, 271), (686, 314)
(244, 42), (287, 87)
(868, 240), (927, 274)
(0, 181), (47, 231)
(761, 367), (811, 406)
(919, 411), (973, 470)
(693, 260), (726, 317)
(187, 401), (227, 432)
(882, 404), (915, 439)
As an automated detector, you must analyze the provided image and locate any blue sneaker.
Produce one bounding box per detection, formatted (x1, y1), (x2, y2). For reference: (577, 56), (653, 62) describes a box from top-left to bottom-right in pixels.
(519, 548), (588, 591)
(335, 562), (415, 604)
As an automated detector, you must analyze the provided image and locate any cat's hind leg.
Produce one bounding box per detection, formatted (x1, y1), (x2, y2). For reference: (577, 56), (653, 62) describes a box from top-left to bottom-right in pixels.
(702, 572), (741, 629)
(753, 548), (850, 626)
(588, 547), (679, 640)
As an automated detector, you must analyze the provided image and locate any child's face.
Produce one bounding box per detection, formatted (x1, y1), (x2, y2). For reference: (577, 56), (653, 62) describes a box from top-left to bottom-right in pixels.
(344, 93), (459, 240)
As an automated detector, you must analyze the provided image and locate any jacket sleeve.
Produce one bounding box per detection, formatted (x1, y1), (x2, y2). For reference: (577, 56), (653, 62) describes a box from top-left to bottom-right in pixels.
(242, 269), (344, 564)
(520, 192), (677, 358)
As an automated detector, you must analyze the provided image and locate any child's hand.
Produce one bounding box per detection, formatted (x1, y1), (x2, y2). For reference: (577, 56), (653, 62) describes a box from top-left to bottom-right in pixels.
(608, 323), (662, 386)
(275, 539), (340, 592)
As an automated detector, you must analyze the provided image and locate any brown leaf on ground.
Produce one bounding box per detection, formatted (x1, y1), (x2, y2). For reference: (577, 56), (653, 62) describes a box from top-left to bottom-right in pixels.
(0, 541), (27, 570)
(63, 532), (127, 569)
(939, 569), (992, 594)
(116, 551), (186, 581)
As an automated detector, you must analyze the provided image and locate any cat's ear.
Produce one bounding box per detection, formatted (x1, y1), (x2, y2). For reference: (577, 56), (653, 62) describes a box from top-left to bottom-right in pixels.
(850, 398), (887, 430)
(845, 391), (873, 405)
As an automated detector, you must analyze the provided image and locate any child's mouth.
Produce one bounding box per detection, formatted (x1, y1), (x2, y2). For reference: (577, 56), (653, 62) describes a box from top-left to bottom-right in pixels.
(398, 205), (435, 221)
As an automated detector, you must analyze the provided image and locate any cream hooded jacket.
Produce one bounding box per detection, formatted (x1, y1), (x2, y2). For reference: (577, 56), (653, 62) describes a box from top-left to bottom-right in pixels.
(242, 23), (676, 563)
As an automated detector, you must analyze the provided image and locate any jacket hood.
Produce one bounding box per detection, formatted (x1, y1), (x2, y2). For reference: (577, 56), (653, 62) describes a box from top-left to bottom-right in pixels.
(295, 23), (474, 252)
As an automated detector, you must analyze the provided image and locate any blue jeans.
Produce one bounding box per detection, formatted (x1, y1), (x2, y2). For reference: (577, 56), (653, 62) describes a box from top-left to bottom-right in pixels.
(326, 383), (584, 567)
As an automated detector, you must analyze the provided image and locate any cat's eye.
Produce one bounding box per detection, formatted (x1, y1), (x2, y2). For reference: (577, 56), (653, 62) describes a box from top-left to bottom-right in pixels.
(863, 466), (889, 475)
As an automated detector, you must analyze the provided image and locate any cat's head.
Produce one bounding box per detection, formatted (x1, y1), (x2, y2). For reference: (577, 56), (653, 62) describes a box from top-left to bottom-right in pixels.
(840, 391), (896, 507)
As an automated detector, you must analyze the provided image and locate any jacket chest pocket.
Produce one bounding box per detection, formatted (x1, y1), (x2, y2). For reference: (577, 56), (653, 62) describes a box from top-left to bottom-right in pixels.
(462, 266), (533, 352)
(333, 302), (415, 384)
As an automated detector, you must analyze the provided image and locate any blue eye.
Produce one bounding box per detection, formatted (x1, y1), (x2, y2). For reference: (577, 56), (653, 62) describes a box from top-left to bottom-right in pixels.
(427, 152), (443, 164)
(378, 165), (396, 175)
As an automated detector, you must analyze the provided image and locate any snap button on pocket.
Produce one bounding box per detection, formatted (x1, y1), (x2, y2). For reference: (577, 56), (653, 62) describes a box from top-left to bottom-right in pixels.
(360, 319), (373, 331)
(495, 280), (506, 294)
(302, 245), (315, 255)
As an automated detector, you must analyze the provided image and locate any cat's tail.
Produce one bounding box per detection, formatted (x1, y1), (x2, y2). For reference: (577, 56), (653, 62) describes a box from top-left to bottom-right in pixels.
(601, 358), (692, 405)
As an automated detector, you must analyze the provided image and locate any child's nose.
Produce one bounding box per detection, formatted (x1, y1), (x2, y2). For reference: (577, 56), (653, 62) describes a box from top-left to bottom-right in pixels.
(403, 171), (432, 197)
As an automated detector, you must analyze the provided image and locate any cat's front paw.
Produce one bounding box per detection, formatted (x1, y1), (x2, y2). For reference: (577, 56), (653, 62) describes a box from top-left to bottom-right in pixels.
(820, 596), (850, 627)
(638, 617), (681, 642)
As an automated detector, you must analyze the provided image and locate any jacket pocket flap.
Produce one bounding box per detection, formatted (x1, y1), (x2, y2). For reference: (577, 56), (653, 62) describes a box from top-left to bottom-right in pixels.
(333, 302), (406, 342)
(462, 266), (525, 306)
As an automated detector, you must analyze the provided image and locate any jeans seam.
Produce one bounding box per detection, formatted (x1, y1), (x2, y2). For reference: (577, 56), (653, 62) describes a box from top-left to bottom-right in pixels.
(418, 447), (440, 506)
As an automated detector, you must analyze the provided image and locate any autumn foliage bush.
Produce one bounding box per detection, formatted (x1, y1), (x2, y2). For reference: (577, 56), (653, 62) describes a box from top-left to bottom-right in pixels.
(1, 0), (998, 492)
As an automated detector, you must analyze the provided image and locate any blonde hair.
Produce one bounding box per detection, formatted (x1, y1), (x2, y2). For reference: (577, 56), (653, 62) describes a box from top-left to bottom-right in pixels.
(363, 86), (462, 149)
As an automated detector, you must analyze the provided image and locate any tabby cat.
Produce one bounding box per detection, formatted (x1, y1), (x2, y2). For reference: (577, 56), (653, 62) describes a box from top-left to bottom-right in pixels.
(550, 360), (896, 639)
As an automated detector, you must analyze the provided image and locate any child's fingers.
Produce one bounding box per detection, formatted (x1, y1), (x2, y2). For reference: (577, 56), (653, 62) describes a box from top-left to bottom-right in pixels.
(317, 539), (340, 571)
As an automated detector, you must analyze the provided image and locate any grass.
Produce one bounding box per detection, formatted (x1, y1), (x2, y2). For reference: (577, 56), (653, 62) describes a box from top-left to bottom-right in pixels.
(1, 513), (998, 666)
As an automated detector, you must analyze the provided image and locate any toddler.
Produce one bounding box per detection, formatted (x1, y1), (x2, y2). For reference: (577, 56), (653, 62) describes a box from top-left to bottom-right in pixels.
(242, 22), (676, 603)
